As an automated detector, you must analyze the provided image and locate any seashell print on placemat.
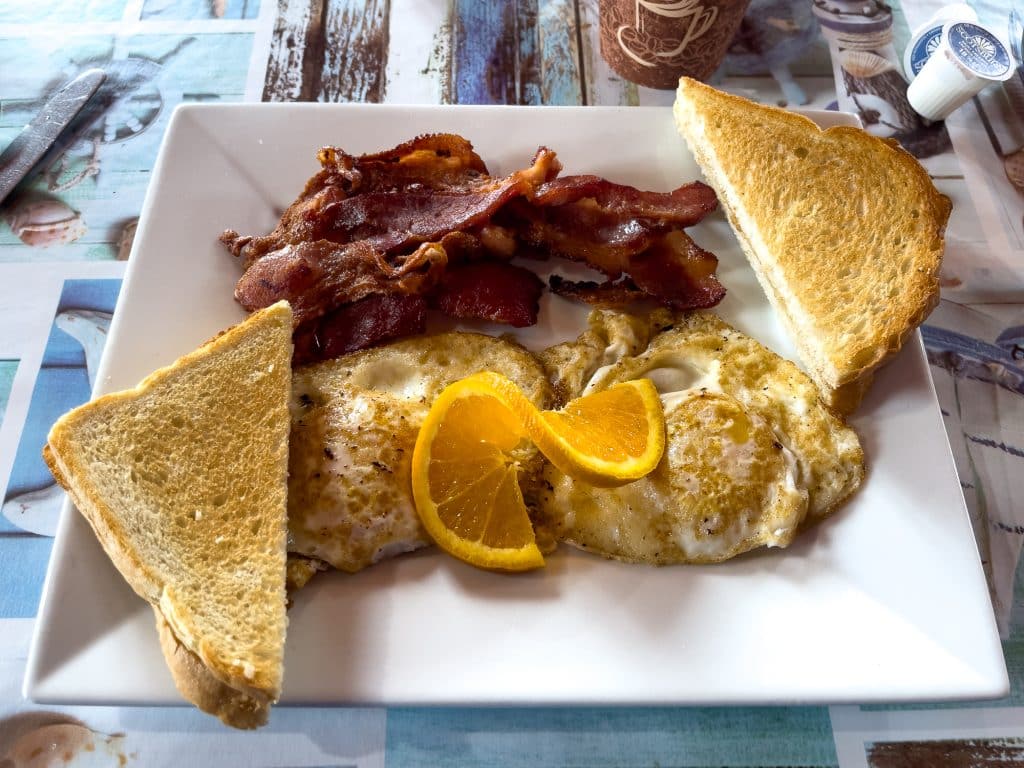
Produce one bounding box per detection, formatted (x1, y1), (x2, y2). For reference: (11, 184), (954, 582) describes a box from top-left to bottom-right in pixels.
(3, 196), (86, 248)
(1004, 147), (1024, 193)
(840, 49), (893, 78)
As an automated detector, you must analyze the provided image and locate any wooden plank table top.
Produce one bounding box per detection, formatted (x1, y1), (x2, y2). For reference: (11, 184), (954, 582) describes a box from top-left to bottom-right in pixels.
(0, 2), (1023, 767)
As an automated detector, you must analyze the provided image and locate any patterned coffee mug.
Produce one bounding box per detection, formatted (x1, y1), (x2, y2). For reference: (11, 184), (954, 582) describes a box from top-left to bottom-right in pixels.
(599, 0), (752, 89)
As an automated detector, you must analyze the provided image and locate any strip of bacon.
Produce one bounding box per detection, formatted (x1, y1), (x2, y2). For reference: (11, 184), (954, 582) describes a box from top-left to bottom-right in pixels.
(500, 190), (724, 310)
(627, 230), (725, 309)
(223, 136), (491, 267)
(309, 181), (554, 253)
(322, 133), (491, 189)
(549, 231), (724, 310)
(234, 239), (446, 327)
(292, 293), (427, 365)
(548, 275), (649, 308)
(531, 177), (718, 225)
(429, 262), (544, 327)
(500, 197), (655, 274)
(229, 138), (562, 333)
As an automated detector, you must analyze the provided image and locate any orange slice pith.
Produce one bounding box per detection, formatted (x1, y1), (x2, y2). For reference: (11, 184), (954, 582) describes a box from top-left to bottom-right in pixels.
(411, 371), (666, 572)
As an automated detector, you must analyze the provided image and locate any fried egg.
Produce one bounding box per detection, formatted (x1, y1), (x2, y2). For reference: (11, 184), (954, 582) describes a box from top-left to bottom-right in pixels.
(288, 332), (552, 573)
(537, 309), (864, 564)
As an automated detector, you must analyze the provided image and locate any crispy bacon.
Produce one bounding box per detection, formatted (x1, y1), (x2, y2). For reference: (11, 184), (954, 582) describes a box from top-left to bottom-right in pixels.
(292, 294), (427, 365)
(626, 230), (725, 309)
(307, 184), (539, 252)
(501, 197), (654, 273)
(224, 137), (561, 268)
(548, 232), (724, 310)
(321, 133), (490, 190)
(501, 192), (724, 310)
(430, 262), (544, 327)
(531, 177), (718, 224)
(225, 133), (724, 360)
(548, 275), (650, 308)
(234, 239), (446, 327)
(229, 137), (563, 333)
(222, 136), (491, 268)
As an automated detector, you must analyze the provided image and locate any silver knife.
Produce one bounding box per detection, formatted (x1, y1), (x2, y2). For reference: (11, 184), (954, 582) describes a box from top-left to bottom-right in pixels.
(0, 68), (106, 205)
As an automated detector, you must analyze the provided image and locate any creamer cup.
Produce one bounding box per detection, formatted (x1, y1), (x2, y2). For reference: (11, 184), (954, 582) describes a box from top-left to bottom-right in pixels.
(902, 3), (977, 79)
(906, 20), (1016, 121)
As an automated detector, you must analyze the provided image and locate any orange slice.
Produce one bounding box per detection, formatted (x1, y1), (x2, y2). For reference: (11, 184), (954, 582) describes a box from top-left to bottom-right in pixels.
(411, 371), (666, 571)
(411, 374), (544, 572)
(533, 379), (666, 487)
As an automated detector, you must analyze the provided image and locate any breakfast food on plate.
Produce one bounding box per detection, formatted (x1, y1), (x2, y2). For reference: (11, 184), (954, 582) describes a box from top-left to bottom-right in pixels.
(409, 372), (550, 572)
(221, 133), (724, 362)
(411, 371), (665, 571)
(673, 77), (952, 413)
(285, 553), (327, 591)
(30, 105), (920, 729)
(43, 302), (293, 729)
(537, 309), (864, 564)
(513, 376), (664, 489)
(287, 331), (553, 572)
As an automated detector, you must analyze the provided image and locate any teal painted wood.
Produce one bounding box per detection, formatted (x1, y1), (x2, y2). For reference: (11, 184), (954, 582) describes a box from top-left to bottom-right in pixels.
(0, 1), (125, 23)
(538, 0), (584, 105)
(451, 0), (582, 105)
(453, 0), (523, 104)
(140, 0), (263, 19)
(518, 0), (542, 105)
(0, 31), (250, 263)
(386, 706), (839, 768)
(451, 0), (584, 105)
(0, 243), (119, 262)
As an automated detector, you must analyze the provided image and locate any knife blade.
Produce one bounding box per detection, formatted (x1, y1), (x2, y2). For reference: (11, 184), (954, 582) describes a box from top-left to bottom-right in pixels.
(0, 68), (106, 205)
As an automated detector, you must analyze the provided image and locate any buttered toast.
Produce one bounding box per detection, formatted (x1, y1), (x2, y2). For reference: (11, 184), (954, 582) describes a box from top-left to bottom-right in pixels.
(673, 77), (951, 413)
(43, 301), (293, 729)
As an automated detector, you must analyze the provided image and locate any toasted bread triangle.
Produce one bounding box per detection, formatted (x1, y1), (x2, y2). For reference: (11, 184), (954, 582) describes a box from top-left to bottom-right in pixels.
(44, 301), (293, 728)
(674, 78), (951, 413)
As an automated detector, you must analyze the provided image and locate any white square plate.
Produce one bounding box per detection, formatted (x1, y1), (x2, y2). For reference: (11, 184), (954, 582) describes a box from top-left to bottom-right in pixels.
(26, 104), (1008, 706)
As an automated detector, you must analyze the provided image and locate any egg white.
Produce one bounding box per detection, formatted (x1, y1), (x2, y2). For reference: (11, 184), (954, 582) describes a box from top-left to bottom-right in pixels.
(287, 332), (552, 572)
(538, 309), (864, 564)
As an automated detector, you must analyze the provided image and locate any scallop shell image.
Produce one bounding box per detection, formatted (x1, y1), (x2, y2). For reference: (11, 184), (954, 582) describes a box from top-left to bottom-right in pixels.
(840, 50), (894, 78)
(1, 722), (127, 767)
(1004, 148), (1024, 192)
(4, 197), (87, 247)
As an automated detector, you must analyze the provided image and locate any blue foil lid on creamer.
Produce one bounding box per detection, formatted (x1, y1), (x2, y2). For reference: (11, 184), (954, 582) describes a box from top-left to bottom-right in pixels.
(906, 26), (945, 77)
(906, 16), (1017, 120)
(903, 4), (977, 78)
(946, 22), (1013, 78)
